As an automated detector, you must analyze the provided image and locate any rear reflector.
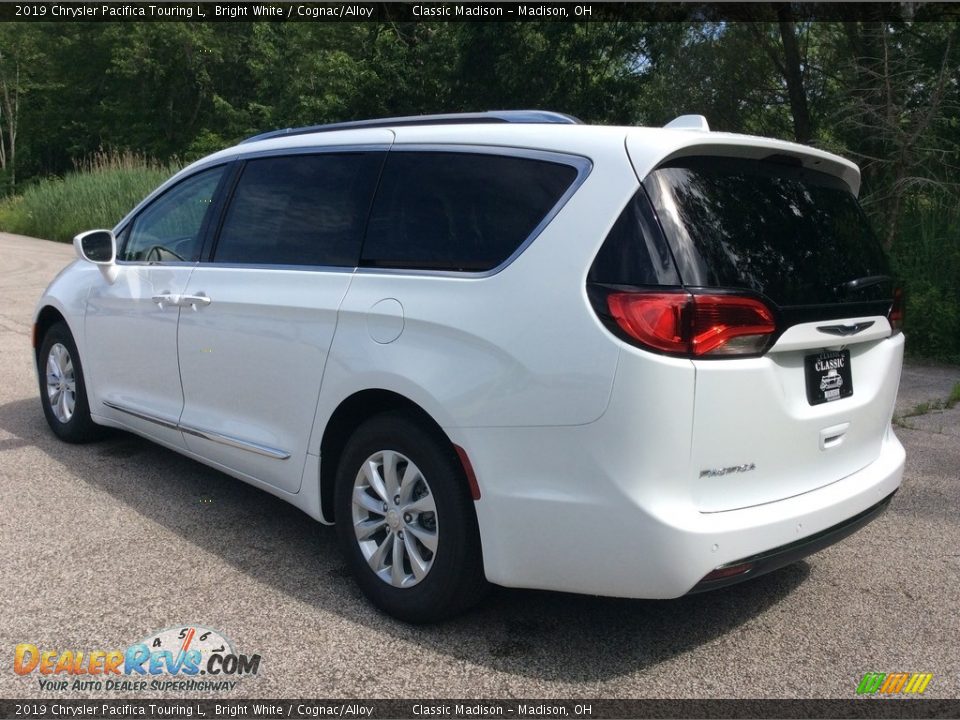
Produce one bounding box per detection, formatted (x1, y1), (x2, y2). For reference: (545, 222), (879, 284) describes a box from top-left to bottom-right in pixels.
(454, 444), (481, 501)
(700, 562), (755, 583)
(606, 291), (776, 358)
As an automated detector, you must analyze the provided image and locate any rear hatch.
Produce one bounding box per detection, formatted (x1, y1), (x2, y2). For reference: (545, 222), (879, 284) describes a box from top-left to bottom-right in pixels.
(608, 147), (902, 512)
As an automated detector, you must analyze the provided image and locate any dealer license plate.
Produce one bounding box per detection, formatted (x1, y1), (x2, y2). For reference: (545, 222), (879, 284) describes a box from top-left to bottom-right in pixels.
(805, 349), (853, 405)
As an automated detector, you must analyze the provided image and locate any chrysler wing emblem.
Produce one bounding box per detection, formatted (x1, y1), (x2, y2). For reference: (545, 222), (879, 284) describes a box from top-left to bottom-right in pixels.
(817, 321), (875, 337)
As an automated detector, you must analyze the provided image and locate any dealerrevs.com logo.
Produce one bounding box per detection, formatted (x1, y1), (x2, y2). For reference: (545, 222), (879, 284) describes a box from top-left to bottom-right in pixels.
(14, 625), (261, 693)
(856, 672), (933, 695)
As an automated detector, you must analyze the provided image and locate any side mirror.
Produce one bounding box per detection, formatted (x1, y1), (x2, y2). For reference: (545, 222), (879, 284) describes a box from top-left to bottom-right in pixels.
(73, 229), (118, 283)
(74, 229), (116, 263)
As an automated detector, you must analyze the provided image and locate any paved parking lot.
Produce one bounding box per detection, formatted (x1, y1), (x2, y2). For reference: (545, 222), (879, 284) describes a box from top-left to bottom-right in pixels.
(1, 232), (958, 700)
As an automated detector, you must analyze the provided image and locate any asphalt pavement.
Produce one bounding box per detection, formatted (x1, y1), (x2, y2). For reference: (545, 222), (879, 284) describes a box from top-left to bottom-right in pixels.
(1, 232), (958, 700)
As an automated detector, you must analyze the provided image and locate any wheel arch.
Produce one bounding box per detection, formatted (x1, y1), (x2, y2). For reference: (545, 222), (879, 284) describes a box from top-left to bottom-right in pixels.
(319, 389), (464, 524)
(34, 305), (70, 363)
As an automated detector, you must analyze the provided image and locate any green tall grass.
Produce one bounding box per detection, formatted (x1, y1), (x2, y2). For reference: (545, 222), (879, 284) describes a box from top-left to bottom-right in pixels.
(0, 150), (179, 243)
(889, 195), (960, 362)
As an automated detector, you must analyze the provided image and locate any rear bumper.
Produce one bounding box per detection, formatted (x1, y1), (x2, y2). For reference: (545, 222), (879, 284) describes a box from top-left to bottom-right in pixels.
(451, 330), (905, 599)
(688, 490), (896, 594)
(457, 420), (905, 599)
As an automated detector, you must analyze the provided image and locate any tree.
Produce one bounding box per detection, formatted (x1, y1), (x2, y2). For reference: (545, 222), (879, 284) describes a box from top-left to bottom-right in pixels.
(0, 25), (42, 190)
(838, 18), (960, 248)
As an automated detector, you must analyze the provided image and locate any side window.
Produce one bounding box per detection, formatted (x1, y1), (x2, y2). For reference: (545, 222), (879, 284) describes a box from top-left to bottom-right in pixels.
(361, 152), (579, 272)
(122, 166), (225, 263)
(213, 152), (385, 267)
(587, 189), (681, 287)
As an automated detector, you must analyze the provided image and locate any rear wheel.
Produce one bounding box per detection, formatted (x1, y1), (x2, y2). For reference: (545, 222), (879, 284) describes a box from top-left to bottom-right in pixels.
(334, 411), (487, 623)
(38, 322), (105, 443)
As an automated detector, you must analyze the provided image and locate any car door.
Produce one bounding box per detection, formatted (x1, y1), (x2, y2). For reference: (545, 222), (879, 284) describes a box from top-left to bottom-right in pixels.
(176, 148), (387, 492)
(85, 164), (229, 450)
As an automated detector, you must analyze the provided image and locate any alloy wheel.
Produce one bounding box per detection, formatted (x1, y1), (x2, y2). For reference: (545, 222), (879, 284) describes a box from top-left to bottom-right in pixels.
(46, 342), (76, 423)
(351, 450), (439, 588)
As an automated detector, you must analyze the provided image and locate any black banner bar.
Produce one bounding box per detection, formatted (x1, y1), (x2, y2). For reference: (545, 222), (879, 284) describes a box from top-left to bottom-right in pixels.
(2, 2), (960, 23)
(2, 699), (960, 719)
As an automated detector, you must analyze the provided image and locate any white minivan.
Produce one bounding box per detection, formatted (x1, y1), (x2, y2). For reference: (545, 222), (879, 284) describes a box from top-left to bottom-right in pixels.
(34, 111), (905, 622)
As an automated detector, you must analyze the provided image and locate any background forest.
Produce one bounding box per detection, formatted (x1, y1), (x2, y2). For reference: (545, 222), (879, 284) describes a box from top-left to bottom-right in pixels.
(0, 11), (958, 358)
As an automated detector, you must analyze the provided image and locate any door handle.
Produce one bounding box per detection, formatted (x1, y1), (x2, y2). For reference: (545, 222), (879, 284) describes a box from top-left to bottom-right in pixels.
(151, 293), (180, 309)
(180, 293), (212, 311)
(820, 422), (850, 450)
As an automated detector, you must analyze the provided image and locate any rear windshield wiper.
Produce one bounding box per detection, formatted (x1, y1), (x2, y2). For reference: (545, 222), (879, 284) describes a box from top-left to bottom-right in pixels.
(836, 275), (892, 292)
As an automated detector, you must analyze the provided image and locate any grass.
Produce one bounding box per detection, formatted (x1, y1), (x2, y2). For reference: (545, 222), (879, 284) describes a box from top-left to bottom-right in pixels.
(947, 381), (960, 409)
(890, 195), (960, 362)
(0, 150), (179, 243)
(893, 381), (960, 428)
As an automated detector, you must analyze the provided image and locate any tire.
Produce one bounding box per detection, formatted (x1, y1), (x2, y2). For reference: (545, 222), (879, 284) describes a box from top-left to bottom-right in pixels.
(334, 410), (488, 623)
(37, 321), (106, 443)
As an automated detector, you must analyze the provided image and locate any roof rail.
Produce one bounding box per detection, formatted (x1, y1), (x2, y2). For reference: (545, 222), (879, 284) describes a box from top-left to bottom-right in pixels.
(240, 110), (583, 144)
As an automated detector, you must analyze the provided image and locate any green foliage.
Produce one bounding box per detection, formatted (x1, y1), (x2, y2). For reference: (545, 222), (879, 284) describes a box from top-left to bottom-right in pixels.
(0, 18), (958, 364)
(890, 196), (960, 361)
(0, 150), (178, 242)
(947, 382), (960, 409)
(900, 281), (960, 361)
(895, 381), (960, 427)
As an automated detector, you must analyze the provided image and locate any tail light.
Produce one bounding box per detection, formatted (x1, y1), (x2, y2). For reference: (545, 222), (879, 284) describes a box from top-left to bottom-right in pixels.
(888, 287), (904, 335)
(603, 291), (777, 358)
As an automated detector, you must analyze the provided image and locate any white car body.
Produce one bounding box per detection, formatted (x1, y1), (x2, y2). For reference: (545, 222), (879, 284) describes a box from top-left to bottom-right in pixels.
(34, 113), (904, 609)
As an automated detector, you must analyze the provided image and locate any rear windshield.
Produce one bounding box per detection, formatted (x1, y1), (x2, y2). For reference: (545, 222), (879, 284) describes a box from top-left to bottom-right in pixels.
(643, 157), (891, 306)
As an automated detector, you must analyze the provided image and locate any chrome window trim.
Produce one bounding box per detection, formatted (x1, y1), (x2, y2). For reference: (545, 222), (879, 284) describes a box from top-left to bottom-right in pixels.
(187, 263), (356, 274)
(103, 400), (290, 460)
(235, 143), (392, 161)
(115, 144), (592, 276)
(115, 260), (199, 268)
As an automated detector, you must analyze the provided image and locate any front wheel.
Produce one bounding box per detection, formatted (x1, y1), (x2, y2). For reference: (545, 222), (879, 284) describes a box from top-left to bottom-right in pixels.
(334, 411), (487, 623)
(38, 321), (106, 443)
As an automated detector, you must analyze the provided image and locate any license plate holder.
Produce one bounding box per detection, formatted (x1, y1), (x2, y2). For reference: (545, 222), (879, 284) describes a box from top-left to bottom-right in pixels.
(805, 349), (853, 405)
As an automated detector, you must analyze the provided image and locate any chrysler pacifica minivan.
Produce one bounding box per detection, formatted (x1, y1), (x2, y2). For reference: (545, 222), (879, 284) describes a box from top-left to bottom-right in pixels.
(34, 111), (905, 622)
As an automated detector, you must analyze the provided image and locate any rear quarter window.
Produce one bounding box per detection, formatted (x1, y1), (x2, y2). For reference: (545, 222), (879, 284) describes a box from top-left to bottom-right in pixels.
(361, 151), (579, 272)
(587, 189), (681, 288)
